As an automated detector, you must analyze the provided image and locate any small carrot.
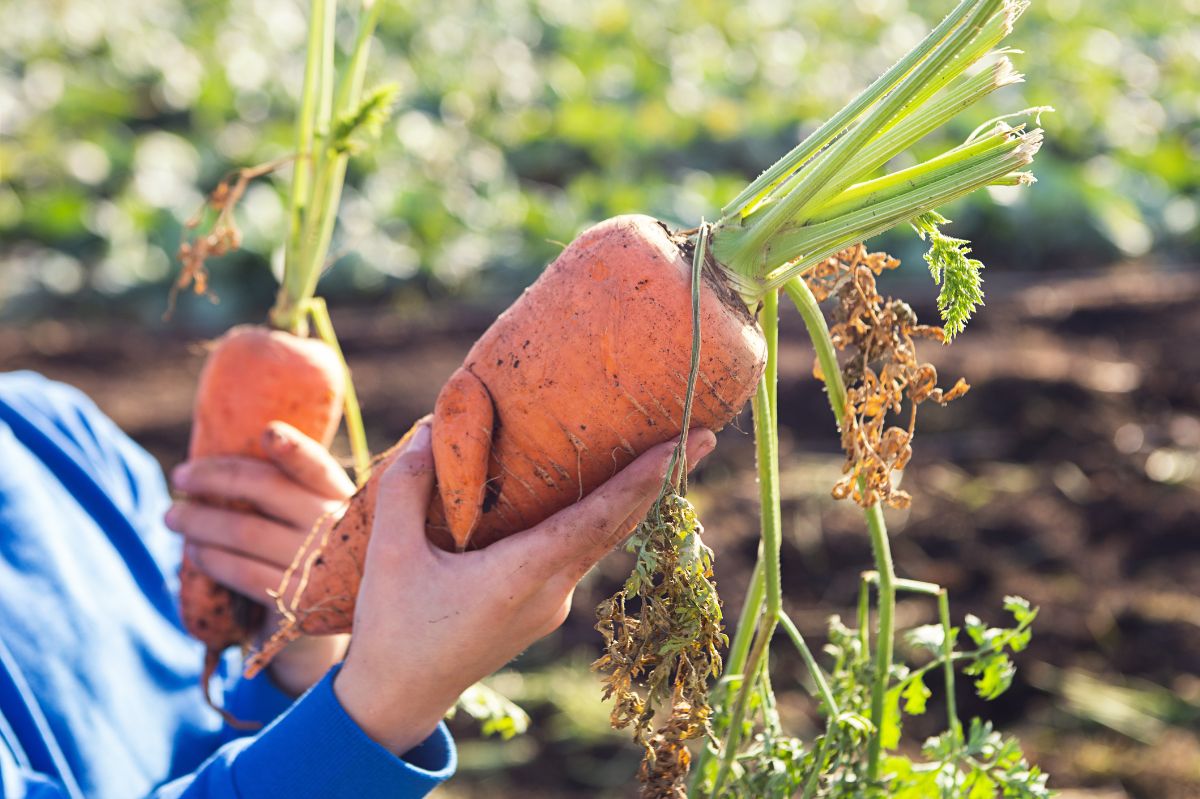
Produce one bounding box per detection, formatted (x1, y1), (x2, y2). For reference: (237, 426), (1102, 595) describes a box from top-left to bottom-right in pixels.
(179, 324), (343, 716)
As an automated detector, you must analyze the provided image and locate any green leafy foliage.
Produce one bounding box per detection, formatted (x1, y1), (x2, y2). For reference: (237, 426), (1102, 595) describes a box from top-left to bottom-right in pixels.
(962, 596), (1037, 702)
(330, 83), (400, 154)
(700, 597), (1047, 798)
(906, 623), (949, 655)
(912, 211), (985, 339)
(901, 672), (931, 716)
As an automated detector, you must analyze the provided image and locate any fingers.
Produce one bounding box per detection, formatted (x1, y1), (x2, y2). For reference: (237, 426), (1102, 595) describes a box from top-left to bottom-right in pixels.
(171, 457), (334, 529)
(186, 542), (282, 606)
(492, 429), (717, 583)
(366, 423), (436, 564)
(262, 421), (355, 500)
(165, 501), (303, 569)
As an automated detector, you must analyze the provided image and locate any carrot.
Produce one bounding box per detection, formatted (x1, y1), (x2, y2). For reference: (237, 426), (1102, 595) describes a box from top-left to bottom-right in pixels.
(179, 324), (344, 715)
(244, 214), (767, 674)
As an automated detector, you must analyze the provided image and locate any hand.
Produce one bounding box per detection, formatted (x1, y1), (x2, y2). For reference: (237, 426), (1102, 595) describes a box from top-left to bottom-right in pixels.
(166, 421), (356, 695)
(333, 421), (717, 755)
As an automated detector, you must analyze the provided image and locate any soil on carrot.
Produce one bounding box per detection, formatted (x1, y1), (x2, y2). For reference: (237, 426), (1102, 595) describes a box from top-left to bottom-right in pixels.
(5, 262), (1199, 799)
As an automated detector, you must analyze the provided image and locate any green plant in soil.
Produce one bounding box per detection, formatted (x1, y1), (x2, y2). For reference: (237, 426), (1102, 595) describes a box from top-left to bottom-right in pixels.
(594, 0), (1054, 796)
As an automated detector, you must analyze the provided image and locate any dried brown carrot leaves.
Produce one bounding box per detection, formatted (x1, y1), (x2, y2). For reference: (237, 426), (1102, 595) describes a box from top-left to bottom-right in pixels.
(167, 155), (294, 317)
(806, 244), (970, 509)
(594, 492), (725, 799)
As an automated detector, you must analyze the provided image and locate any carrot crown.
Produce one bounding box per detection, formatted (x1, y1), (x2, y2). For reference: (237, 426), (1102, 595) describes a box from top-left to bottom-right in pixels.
(709, 0), (1049, 338)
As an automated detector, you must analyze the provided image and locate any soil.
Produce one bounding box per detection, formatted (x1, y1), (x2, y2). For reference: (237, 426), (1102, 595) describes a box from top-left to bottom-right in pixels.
(3, 262), (1198, 798)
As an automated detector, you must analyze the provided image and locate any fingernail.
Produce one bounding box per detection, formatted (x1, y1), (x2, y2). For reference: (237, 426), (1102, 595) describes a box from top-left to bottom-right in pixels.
(694, 431), (716, 459)
(264, 423), (295, 451)
(408, 422), (432, 452)
(164, 504), (180, 529)
(170, 463), (191, 487)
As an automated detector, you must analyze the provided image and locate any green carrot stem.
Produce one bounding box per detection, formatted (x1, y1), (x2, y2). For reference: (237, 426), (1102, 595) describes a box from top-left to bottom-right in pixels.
(783, 276), (894, 782)
(295, 153), (350, 308)
(314, 0), (336, 134)
(862, 570), (944, 597)
(719, 0), (1007, 275)
(745, 47), (1019, 239)
(292, 0), (386, 328)
(863, 503), (895, 782)
(286, 0), (327, 261)
(662, 222), (708, 494)
(780, 610), (839, 717)
(799, 125), (1029, 225)
(275, 0), (333, 334)
(710, 615), (774, 799)
(763, 288), (779, 427)
(726, 557), (766, 683)
(333, 0), (384, 120)
(274, 0), (384, 334)
(783, 278), (846, 419)
(743, 60), (1021, 233)
(756, 386), (783, 626)
(761, 654), (782, 736)
(719, 0), (992, 221)
(687, 555), (764, 796)
(758, 129), (1039, 292)
(858, 574), (872, 656)
(307, 298), (371, 486)
(939, 589), (963, 743)
(710, 365), (784, 798)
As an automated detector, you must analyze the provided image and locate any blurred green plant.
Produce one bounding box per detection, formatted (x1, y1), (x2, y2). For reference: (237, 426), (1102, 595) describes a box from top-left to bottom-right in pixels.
(1, 0), (1196, 323)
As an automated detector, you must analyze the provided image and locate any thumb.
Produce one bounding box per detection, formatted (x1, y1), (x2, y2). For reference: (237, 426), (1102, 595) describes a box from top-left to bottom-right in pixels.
(365, 422), (435, 564)
(496, 428), (718, 583)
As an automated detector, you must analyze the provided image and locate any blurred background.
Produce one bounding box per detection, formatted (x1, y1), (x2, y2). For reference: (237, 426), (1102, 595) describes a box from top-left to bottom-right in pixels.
(1, 0), (1197, 796)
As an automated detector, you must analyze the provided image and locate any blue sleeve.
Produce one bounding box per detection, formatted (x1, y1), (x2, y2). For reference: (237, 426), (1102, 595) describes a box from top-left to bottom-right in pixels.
(156, 668), (455, 799)
(0, 372), (182, 580)
(1, 669), (455, 799)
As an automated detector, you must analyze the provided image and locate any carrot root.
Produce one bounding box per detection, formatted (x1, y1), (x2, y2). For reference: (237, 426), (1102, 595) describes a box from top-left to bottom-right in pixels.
(200, 649), (262, 731)
(432, 367), (495, 550)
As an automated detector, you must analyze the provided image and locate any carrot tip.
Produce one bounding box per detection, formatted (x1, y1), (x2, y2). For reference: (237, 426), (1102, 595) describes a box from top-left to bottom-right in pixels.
(200, 648), (261, 731)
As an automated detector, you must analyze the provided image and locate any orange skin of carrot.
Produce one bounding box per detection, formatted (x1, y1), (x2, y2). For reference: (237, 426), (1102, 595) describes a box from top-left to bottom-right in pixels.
(179, 324), (344, 698)
(432, 368), (494, 544)
(246, 215), (766, 675)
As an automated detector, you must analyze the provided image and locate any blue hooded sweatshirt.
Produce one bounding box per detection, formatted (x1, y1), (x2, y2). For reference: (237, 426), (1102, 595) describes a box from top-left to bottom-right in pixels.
(0, 372), (455, 798)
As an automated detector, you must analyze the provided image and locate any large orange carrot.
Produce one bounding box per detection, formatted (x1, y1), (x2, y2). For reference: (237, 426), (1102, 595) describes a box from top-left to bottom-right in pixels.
(179, 324), (344, 709)
(245, 214), (767, 674)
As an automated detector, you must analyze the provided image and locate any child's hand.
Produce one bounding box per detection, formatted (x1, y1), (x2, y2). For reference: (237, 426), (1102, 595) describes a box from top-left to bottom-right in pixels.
(166, 421), (356, 695)
(333, 421), (717, 755)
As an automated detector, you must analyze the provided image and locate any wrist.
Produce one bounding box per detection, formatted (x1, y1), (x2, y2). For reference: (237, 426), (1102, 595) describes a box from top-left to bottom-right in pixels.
(333, 657), (454, 756)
